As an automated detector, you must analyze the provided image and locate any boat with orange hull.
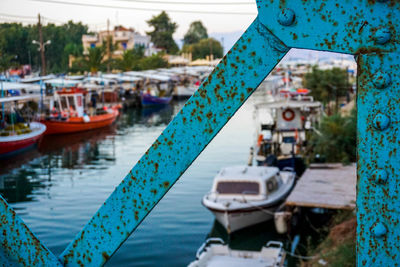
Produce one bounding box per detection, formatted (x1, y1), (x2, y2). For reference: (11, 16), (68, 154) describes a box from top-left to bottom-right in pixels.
(43, 108), (119, 135)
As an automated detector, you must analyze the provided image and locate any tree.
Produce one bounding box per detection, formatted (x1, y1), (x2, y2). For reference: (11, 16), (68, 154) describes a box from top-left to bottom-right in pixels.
(0, 21), (88, 73)
(182, 38), (223, 60)
(83, 47), (105, 73)
(117, 46), (145, 71)
(146, 11), (178, 54)
(138, 54), (168, 70)
(303, 66), (349, 113)
(308, 108), (356, 164)
(0, 52), (16, 73)
(183, 21), (208, 45)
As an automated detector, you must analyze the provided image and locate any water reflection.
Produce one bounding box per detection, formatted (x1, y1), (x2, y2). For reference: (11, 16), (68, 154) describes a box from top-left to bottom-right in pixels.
(207, 219), (287, 251)
(0, 125), (118, 204)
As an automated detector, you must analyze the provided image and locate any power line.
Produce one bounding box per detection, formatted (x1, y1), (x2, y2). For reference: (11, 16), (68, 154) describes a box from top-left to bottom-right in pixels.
(115, 0), (254, 5)
(29, 0), (256, 15)
(0, 13), (37, 20)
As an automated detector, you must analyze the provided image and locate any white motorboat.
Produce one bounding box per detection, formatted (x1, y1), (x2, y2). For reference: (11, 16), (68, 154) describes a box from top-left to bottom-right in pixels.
(188, 238), (286, 267)
(202, 165), (296, 233)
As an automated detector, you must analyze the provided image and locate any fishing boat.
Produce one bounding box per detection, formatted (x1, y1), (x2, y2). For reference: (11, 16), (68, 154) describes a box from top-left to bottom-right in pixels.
(139, 73), (174, 107)
(42, 88), (119, 135)
(0, 95), (46, 156)
(188, 238), (286, 267)
(202, 165), (296, 233)
(253, 99), (321, 176)
(141, 92), (172, 106)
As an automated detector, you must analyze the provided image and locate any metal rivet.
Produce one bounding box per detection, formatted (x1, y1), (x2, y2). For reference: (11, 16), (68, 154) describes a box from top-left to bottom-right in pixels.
(373, 113), (390, 131)
(373, 169), (388, 184)
(373, 222), (387, 238)
(375, 28), (391, 45)
(373, 71), (391, 89)
(277, 8), (295, 26)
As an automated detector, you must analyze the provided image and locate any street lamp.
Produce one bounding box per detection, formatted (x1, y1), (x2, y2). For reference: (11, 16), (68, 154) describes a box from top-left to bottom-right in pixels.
(32, 39), (51, 51)
(32, 39), (51, 75)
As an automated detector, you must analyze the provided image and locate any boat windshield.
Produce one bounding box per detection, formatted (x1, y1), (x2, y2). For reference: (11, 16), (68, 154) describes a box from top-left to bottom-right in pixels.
(216, 181), (259, 195)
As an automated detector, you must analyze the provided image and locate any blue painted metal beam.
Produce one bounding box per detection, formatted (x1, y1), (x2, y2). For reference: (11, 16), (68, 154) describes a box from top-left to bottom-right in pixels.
(357, 51), (400, 265)
(257, 0), (399, 54)
(0, 195), (62, 267)
(59, 18), (289, 266)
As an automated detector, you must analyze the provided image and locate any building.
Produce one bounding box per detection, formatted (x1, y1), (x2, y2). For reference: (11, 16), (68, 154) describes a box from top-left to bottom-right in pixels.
(82, 26), (152, 57)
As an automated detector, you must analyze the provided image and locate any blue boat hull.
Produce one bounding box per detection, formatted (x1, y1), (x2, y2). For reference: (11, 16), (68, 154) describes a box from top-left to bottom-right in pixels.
(141, 94), (172, 107)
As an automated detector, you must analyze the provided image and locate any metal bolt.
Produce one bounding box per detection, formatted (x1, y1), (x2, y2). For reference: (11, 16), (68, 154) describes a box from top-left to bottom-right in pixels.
(277, 8), (295, 26)
(373, 71), (391, 89)
(372, 222), (387, 238)
(373, 169), (388, 184)
(373, 113), (390, 131)
(375, 28), (391, 45)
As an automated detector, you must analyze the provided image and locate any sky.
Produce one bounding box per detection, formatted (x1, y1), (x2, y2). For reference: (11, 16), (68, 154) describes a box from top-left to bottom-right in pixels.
(0, 0), (354, 61)
(0, 0), (257, 38)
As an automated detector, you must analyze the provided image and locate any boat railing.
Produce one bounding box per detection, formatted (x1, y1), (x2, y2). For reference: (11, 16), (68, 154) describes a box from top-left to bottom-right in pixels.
(265, 241), (283, 249)
(196, 238), (225, 259)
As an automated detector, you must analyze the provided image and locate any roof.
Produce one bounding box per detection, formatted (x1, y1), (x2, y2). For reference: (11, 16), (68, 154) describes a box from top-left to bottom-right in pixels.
(214, 165), (279, 182)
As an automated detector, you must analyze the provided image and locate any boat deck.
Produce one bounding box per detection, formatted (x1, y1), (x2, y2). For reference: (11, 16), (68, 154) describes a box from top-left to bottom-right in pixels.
(285, 163), (356, 210)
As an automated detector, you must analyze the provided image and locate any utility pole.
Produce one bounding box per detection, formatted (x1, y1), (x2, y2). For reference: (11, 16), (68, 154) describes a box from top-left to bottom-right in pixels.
(38, 14), (46, 75)
(209, 38), (213, 61)
(107, 19), (111, 73)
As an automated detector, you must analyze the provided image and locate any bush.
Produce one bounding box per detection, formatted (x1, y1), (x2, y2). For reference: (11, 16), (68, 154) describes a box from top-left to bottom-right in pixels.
(308, 108), (356, 164)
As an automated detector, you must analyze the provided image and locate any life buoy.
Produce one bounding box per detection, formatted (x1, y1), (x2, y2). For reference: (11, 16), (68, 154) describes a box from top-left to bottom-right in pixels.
(282, 108), (295, 121)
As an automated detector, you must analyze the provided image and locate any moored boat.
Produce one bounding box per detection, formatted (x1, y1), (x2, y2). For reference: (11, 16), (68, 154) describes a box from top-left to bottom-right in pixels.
(42, 88), (119, 135)
(188, 238), (286, 267)
(202, 165), (296, 233)
(0, 122), (46, 156)
(141, 93), (172, 106)
(0, 95), (46, 156)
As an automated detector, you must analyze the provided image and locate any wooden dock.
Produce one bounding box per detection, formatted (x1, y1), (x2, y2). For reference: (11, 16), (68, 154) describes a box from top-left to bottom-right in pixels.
(285, 163), (356, 210)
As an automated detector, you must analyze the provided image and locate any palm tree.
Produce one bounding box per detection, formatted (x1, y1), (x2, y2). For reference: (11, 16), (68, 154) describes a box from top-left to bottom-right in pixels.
(84, 47), (105, 73)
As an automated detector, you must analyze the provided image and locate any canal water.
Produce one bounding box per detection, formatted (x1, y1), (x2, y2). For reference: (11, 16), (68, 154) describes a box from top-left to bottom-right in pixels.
(0, 89), (285, 266)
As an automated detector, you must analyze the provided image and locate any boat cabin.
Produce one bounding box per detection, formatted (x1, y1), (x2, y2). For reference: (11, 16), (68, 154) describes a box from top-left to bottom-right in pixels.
(49, 88), (86, 118)
(254, 100), (321, 157)
(210, 166), (283, 201)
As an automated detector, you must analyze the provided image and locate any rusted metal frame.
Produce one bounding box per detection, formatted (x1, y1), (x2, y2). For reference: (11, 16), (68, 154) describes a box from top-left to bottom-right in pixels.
(59, 18), (289, 266)
(0, 195), (63, 267)
(255, 0), (399, 264)
(357, 52), (400, 265)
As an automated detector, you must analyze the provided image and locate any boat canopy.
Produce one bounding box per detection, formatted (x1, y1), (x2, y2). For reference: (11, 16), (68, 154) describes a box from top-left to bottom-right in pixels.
(0, 82), (40, 91)
(102, 74), (142, 82)
(0, 95), (41, 103)
(255, 100), (322, 109)
(214, 165), (279, 183)
(83, 77), (117, 85)
(19, 75), (56, 83)
(44, 78), (81, 87)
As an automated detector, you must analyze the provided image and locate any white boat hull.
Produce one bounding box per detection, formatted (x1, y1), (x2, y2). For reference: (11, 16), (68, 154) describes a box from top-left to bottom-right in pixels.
(212, 207), (275, 233)
(174, 85), (197, 99)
